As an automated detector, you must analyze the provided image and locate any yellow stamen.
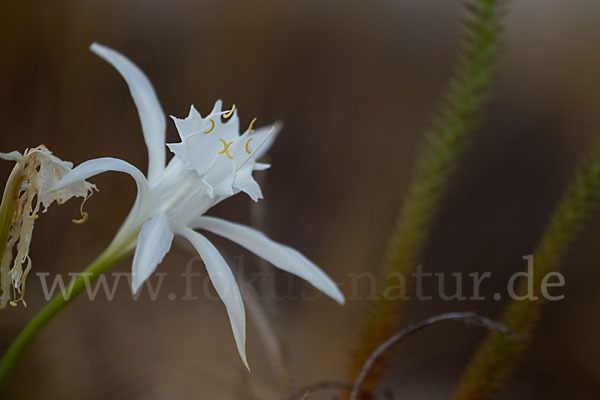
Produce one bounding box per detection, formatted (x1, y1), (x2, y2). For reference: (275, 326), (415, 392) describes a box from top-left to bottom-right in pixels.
(248, 117), (257, 133)
(223, 104), (236, 119)
(245, 138), (253, 154)
(9, 298), (27, 307)
(72, 212), (89, 225)
(218, 138), (234, 159)
(203, 118), (215, 134)
(72, 190), (94, 224)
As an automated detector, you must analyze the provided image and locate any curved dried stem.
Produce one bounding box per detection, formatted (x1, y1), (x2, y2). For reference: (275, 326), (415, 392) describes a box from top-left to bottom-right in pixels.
(350, 312), (515, 400)
(284, 380), (370, 400)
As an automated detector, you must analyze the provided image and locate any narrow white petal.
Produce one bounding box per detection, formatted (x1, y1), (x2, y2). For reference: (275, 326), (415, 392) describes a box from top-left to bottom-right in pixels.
(52, 158), (150, 238)
(51, 157), (148, 193)
(192, 217), (345, 305)
(0, 151), (23, 163)
(180, 227), (249, 370)
(253, 121), (281, 160)
(229, 123), (277, 163)
(91, 43), (166, 182)
(131, 213), (174, 293)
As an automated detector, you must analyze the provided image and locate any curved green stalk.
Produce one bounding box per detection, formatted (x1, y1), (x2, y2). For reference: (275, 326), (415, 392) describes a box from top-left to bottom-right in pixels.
(0, 240), (134, 389)
(451, 142), (600, 400)
(349, 0), (507, 391)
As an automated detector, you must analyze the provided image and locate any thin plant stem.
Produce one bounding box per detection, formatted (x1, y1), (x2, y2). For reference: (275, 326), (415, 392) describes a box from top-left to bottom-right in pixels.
(349, 0), (507, 391)
(451, 142), (600, 400)
(0, 240), (134, 389)
(349, 312), (515, 400)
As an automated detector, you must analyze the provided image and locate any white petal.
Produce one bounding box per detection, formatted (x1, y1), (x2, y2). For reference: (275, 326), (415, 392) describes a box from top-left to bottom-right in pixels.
(51, 158), (150, 236)
(233, 163), (262, 202)
(192, 217), (345, 305)
(252, 121), (281, 160)
(227, 122), (281, 173)
(0, 151), (23, 163)
(180, 227), (248, 370)
(51, 157), (148, 194)
(131, 212), (173, 293)
(91, 43), (166, 182)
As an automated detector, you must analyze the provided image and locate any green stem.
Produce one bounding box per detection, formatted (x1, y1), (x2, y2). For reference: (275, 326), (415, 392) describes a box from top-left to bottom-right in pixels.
(0, 241), (134, 389)
(349, 0), (507, 391)
(451, 142), (600, 399)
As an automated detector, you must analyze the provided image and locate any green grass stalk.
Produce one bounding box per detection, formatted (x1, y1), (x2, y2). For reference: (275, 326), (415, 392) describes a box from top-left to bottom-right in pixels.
(349, 0), (507, 391)
(451, 142), (600, 400)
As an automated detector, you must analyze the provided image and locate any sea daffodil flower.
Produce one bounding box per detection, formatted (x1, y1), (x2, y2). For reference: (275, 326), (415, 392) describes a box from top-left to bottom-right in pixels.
(53, 43), (344, 368)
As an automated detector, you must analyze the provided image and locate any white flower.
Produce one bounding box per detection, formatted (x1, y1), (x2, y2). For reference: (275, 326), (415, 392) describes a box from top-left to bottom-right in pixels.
(53, 43), (344, 368)
(0, 146), (96, 308)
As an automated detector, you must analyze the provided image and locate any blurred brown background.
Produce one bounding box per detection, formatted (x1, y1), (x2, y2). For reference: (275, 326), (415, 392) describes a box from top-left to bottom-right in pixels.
(1, 0), (600, 398)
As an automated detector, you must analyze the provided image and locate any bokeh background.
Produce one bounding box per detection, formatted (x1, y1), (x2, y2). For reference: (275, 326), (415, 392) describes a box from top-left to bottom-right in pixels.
(1, 0), (600, 398)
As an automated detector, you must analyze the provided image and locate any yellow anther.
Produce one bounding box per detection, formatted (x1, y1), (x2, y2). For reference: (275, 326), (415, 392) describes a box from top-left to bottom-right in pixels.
(218, 138), (234, 159)
(73, 192), (93, 225)
(248, 117), (257, 133)
(223, 104), (236, 119)
(9, 298), (27, 307)
(72, 212), (89, 225)
(203, 118), (215, 134)
(245, 138), (253, 154)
